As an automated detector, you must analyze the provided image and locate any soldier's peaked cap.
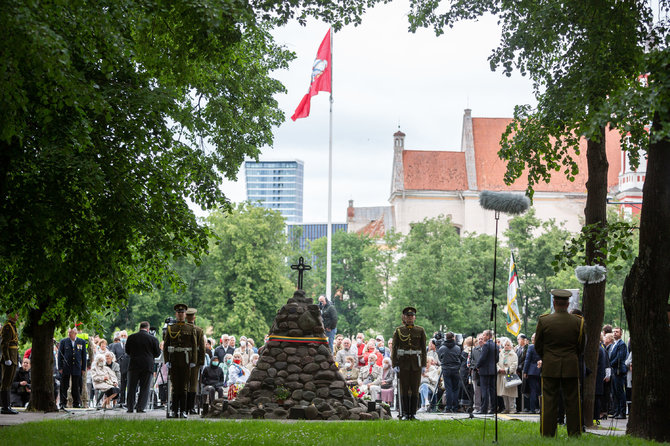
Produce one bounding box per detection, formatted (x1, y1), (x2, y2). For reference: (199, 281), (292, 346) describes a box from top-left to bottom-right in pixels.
(550, 289), (572, 299)
(402, 306), (417, 315)
(185, 308), (197, 316)
(174, 303), (188, 312)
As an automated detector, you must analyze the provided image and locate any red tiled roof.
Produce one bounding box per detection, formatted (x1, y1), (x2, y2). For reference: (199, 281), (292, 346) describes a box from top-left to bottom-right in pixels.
(401, 118), (622, 192)
(357, 215), (386, 238)
(403, 151), (468, 190)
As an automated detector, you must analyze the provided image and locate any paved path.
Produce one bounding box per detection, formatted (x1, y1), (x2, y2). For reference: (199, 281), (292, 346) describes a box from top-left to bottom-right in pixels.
(0, 407), (628, 436)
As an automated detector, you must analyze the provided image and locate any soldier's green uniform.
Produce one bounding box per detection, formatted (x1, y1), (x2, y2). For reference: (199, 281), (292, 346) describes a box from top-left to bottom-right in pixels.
(391, 306), (426, 420)
(1, 314), (19, 414)
(185, 308), (205, 414)
(164, 303), (197, 418)
(534, 289), (586, 437)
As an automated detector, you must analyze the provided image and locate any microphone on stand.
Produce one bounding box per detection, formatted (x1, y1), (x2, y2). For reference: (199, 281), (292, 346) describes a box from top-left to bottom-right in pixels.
(479, 190), (531, 215)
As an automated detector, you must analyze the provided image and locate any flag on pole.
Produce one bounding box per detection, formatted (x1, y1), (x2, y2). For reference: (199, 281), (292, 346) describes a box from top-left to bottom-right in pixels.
(291, 29), (332, 121)
(504, 252), (523, 336)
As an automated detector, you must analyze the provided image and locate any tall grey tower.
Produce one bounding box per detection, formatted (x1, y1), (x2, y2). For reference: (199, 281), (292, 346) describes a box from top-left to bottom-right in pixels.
(245, 160), (304, 223)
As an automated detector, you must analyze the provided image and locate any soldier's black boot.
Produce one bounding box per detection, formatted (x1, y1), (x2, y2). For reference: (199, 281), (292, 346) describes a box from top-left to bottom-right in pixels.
(170, 393), (179, 418)
(179, 394), (188, 418)
(408, 395), (417, 420)
(401, 396), (410, 420)
(187, 392), (197, 415)
(1, 391), (18, 415)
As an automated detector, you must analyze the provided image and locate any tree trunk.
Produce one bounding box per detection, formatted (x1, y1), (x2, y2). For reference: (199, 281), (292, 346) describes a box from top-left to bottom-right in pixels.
(27, 309), (58, 412)
(581, 129), (608, 428)
(622, 113), (670, 442)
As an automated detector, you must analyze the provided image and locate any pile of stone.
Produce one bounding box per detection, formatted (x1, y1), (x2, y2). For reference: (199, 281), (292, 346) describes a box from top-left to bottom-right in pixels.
(207, 291), (391, 421)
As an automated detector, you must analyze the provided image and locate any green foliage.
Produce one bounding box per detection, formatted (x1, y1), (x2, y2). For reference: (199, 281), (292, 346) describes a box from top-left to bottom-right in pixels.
(308, 230), (385, 336)
(387, 216), (508, 339)
(194, 203), (293, 341)
(0, 0), (386, 329)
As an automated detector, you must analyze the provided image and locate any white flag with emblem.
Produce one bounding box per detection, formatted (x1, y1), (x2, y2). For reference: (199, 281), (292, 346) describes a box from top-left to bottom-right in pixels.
(504, 252), (522, 336)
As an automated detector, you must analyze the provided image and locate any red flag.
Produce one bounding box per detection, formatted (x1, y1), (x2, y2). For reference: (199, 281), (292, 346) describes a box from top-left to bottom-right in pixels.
(291, 29), (332, 121)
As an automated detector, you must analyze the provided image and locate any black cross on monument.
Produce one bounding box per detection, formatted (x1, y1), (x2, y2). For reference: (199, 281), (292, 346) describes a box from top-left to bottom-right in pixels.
(290, 256), (312, 290)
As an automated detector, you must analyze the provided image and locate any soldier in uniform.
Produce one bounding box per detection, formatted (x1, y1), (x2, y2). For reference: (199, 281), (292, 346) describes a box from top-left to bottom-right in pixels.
(1, 312), (20, 414)
(534, 289), (586, 437)
(185, 308), (205, 415)
(391, 306), (426, 420)
(163, 303), (197, 418)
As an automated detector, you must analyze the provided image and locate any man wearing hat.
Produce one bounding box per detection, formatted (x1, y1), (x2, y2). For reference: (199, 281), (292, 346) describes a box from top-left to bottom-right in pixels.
(391, 306), (426, 420)
(163, 303), (197, 418)
(185, 308), (205, 415)
(1, 312), (20, 414)
(534, 289), (586, 437)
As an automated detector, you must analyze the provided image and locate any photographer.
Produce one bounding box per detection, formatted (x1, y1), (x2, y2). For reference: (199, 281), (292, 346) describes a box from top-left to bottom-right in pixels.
(437, 332), (462, 413)
(11, 358), (31, 407)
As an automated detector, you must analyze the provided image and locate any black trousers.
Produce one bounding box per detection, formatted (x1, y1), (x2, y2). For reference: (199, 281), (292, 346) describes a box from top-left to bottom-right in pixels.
(60, 374), (82, 407)
(119, 372), (128, 404)
(126, 369), (152, 411)
(479, 374), (496, 412)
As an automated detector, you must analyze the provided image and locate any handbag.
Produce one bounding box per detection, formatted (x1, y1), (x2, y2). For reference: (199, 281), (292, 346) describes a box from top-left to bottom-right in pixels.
(504, 372), (522, 388)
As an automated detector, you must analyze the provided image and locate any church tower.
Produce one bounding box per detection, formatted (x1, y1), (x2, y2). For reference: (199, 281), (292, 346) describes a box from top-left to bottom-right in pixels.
(390, 130), (405, 197)
(461, 109), (478, 191)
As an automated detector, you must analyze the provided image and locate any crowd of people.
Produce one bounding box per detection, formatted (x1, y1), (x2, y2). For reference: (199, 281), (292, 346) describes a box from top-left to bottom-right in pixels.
(0, 299), (634, 426)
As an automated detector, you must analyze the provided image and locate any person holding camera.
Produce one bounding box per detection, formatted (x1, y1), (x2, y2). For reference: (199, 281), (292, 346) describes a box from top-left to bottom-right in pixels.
(438, 332), (462, 413)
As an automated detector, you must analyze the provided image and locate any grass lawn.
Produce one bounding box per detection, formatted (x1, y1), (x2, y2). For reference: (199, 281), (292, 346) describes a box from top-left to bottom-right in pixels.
(0, 418), (659, 446)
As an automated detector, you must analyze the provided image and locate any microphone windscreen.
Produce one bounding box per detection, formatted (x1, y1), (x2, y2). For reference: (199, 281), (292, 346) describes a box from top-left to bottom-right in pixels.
(479, 190), (531, 215)
(575, 265), (607, 284)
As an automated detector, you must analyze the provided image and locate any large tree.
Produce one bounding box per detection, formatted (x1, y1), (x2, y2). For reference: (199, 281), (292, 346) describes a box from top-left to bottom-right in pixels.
(407, 0), (657, 432)
(0, 0), (382, 411)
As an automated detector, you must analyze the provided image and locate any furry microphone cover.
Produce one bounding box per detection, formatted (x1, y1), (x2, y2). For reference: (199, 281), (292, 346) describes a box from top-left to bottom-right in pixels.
(575, 265), (607, 284)
(479, 191), (531, 215)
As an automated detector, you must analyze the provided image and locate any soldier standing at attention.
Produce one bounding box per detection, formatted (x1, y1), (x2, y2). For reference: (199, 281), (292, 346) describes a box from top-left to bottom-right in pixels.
(391, 306), (426, 420)
(164, 303), (197, 418)
(185, 308), (205, 415)
(1, 312), (19, 414)
(535, 289), (586, 437)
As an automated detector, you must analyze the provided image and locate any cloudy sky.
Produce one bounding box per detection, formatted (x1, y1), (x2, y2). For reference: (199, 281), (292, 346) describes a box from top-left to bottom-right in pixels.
(219, 1), (537, 222)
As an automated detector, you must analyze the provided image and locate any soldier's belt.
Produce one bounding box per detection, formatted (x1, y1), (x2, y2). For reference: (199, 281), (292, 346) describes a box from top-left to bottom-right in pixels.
(397, 349), (422, 356)
(167, 346), (192, 365)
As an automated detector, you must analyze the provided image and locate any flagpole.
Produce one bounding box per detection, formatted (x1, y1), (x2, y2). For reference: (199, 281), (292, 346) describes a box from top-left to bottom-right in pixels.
(326, 27), (333, 301)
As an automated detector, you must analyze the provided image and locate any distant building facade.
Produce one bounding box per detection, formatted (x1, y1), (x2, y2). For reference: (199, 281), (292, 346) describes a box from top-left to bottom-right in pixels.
(245, 160), (304, 223)
(287, 223), (348, 252)
(382, 109), (644, 236)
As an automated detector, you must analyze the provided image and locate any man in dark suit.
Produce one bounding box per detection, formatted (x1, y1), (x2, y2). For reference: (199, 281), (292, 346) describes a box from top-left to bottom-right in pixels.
(125, 321), (161, 413)
(608, 327), (628, 419)
(58, 328), (87, 409)
(475, 329), (498, 414)
(535, 289), (586, 437)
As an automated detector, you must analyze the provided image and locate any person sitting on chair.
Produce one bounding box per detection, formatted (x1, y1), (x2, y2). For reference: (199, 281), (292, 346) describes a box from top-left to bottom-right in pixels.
(201, 356), (225, 404)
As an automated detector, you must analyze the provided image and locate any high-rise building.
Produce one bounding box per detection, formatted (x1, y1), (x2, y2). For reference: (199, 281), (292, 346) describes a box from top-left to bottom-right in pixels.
(245, 160), (304, 223)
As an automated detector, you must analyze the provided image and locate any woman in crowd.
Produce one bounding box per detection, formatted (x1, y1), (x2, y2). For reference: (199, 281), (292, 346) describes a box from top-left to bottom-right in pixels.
(358, 352), (383, 396)
(369, 356), (395, 405)
(339, 356), (359, 386)
(418, 357), (441, 412)
(459, 336), (474, 411)
(234, 337), (253, 367)
(96, 339), (109, 357)
(91, 354), (120, 409)
(496, 337), (519, 413)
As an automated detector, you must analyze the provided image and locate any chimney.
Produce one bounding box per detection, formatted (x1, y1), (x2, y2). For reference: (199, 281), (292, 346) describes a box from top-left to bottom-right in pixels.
(461, 109), (478, 191)
(347, 200), (355, 222)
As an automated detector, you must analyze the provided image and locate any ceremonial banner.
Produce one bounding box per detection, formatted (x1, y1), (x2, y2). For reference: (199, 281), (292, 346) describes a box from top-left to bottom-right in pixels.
(504, 252), (522, 336)
(291, 29), (332, 121)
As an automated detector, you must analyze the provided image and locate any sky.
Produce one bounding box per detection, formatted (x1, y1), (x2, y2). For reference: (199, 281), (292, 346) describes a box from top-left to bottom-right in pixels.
(218, 0), (537, 223)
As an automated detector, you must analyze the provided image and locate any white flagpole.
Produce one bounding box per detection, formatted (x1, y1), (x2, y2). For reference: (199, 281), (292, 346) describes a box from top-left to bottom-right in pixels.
(326, 27), (333, 301)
